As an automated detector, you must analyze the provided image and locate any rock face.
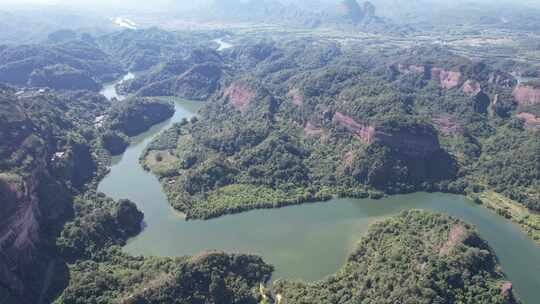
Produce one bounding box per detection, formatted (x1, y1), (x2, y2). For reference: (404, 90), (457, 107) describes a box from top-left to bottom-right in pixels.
(225, 80), (276, 115)
(288, 88), (303, 107)
(0, 94), (69, 304)
(516, 112), (540, 130)
(0, 173), (42, 303)
(462, 79), (482, 97)
(333, 112), (375, 143)
(330, 112), (455, 188)
(226, 82), (258, 113)
(431, 67), (462, 89)
(513, 84), (540, 105)
(304, 122), (324, 136)
(397, 63), (426, 75)
(375, 127), (441, 157)
(394, 64), (462, 89)
(439, 225), (469, 256)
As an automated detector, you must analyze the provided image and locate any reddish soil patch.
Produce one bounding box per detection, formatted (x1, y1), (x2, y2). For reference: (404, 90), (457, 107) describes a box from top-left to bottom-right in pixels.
(431, 68), (462, 89)
(333, 112), (375, 144)
(500, 282), (513, 296)
(304, 122), (324, 136)
(225, 83), (256, 113)
(516, 112), (540, 130)
(462, 79), (481, 97)
(439, 225), (467, 256)
(432, 117), (462, 136)
(513, 84), (540, 106)
(289, 88), (303, 107)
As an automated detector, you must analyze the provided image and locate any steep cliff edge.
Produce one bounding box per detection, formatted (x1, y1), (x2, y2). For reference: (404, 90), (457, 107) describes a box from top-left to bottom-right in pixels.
(0, 91), (70, 303)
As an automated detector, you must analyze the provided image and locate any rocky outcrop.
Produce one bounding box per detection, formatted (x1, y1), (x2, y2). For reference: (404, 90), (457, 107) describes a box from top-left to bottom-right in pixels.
(333, 112), (375, 143)
(439, 225), (468, 256)
(516, 112), (540, 131)
(501, 282), (514, 297)
(375, 128), (441, 158)
(225, 80), (276, 115)
(397, 63), (426, 75)
(462, 79), (481, 97)
(226, 82), (257, 113)
(303, 122), (324, 136)
(0, 168), (57, 304)
(288, 88), (303, 107)
(394, 64), (462, 89)
(513, 84), (540, 106)
(431, 67), (462, 89)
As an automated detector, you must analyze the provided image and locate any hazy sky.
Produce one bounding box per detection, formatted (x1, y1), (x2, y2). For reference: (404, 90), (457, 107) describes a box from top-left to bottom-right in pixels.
(2, 0), (210, 11)
(3, 0), (539, 11)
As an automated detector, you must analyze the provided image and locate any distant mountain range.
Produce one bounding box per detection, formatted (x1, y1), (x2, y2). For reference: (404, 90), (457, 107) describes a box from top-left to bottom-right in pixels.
(189, 0), (387, 30)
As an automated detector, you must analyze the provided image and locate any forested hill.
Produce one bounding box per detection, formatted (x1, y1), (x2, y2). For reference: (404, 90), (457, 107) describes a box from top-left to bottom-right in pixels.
(0, 82), (175, 302)
(140, 38), (539, 224)
(274, 210), (520, 304)
(0, 26), (536, 304)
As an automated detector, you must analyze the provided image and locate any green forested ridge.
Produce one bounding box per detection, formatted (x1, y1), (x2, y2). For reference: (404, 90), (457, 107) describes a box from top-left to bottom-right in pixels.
(57, 249), (272, 304)
(29, 64), (100, 91)
(0, 40), (123, 90)
(96, 28), (221, 72)
(0, 27), (537, 304)
(56, 193), (143, 260)
(273, 210), (519, 304)
(105, 96), (175, 137)
(140, 38), (538, 221)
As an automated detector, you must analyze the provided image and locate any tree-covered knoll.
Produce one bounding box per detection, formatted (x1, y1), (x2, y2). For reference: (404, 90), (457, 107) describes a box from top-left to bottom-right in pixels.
(273, 210), (520, 304)
(56, 193), (143, 261)
(96, 28), (221, 72)
(118, 48), (226, 100)
(104, 96), (174, 137)
(57, 249), (273, 304)
(0, 40), (123, 90)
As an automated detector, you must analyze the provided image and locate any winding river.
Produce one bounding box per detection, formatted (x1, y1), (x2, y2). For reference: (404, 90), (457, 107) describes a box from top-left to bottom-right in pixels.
(98, 76), (540, 304)
(214, 38), (233, 51)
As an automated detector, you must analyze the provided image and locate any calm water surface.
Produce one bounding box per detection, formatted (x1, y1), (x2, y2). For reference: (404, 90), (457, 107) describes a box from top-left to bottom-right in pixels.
(100, 72), (135, 100)
(98, 76), (540, 304)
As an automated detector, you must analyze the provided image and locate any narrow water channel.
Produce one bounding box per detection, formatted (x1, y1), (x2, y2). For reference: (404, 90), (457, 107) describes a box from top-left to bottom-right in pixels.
(214, 38), (233, 51)
(98, 75), (540, 304)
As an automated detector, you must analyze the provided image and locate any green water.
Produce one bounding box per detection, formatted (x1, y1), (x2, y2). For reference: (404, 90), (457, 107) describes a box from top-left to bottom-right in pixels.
(97, 93), (540, 304)
(100, 72), (135, 101)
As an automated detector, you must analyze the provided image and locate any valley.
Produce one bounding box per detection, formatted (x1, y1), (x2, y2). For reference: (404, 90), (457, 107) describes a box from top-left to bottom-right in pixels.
(1, 1), (540, 304)
(96, 73), (540, 303)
